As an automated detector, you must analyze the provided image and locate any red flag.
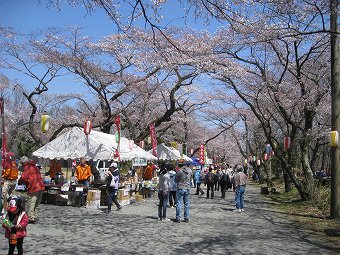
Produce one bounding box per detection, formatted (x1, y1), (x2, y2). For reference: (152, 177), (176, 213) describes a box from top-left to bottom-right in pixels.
(199, 144), (205, 164)
(114, 115), (121, 160)
(149, 124), (157, 157)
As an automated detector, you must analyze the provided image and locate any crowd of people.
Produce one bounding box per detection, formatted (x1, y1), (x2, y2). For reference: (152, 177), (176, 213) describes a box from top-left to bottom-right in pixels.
(1, 152), (250, 254)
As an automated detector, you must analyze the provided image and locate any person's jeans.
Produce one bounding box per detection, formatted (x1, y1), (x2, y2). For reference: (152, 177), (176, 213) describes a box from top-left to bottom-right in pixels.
(195, 183), (204, 195)
(27, 190), (43, 221)
(176, 188), (190, 220)
(78, 180), (89, 206)
(235, 185), (246, 209)
(158, 190), (169, 219)
(107, 188), (121, 211)
(206, 183), (214, 198)
(169, 191), (176, 206)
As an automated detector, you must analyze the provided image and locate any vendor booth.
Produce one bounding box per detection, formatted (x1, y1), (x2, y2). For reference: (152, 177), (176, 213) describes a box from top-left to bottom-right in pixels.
(150, 143), (192, 162)
(32, 127), (157, 208)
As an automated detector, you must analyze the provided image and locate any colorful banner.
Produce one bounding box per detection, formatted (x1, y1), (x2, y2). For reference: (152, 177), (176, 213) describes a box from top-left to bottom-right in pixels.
(114, 115), (121, 160)
(149, 123), (157, 157)
(1, 97), (7, 168)
(199, 144), (205, 165)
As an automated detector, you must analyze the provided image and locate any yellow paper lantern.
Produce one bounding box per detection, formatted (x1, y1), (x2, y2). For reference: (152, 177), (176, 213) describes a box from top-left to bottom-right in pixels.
(41, 112), (50, 133)
(330, 131), (339, 147)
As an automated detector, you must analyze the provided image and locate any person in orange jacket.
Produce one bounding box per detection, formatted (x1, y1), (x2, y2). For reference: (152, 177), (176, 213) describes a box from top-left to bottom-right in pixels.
(46, 158), (62, 180)
(2, 152), (18, 213)
(143, 162), (153, 180)
(75, 157), (92, 187)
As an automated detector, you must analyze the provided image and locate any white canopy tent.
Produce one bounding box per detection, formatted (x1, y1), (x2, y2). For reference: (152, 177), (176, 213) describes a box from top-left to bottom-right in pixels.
(33, 127), (157, 161)
(150, 143), (192, 161)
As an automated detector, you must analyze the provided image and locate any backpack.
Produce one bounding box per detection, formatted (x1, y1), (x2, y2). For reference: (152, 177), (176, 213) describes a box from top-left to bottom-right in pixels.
(221, 173), (228, 183)
(207, 173), (214, 183)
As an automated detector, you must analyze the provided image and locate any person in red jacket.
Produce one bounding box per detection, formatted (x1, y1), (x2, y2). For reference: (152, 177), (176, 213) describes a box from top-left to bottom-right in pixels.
(17, 156), (45, 223)
(2, 197), (29, 255)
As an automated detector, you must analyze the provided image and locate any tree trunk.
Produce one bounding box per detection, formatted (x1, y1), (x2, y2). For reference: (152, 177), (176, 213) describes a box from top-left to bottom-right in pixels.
(330, 0), (340, 219)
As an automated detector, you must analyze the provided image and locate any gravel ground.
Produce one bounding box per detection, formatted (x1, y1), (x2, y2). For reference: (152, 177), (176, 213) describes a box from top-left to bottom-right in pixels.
(1, 183), (339, 255)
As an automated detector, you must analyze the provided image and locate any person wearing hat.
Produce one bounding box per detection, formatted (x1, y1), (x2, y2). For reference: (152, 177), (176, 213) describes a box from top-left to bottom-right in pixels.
(105, 162), (122, 212)
(1, 152), (18, 213)
(234, 165), (248, 213)
(17, 156), (45, 223)
(2, 197), (29, 255)
(174, 160), (192, 223)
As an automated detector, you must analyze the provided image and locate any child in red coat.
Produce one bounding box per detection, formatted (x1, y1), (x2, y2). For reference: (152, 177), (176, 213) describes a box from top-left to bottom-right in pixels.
(2, 197), (29, 255)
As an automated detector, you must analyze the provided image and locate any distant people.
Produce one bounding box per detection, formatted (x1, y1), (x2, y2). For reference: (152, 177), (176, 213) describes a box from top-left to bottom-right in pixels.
(194, 167), (205, 195)
(174, 161), (192, 223)
(1, 152), (18, 213)
(205, 167), (215, 199)
(17, 156), (45, 223)
(157, 164), (170, 221)
(234, 165), (248, 213)
(106, 162), (122, 212)
(214, 169), (221, 191)
(2, 197), (29, 255)
(75, 157), (92, 187)
(168, 166), (177, 208)
(46, 158), (62, 180)
(220, 169), (230, 199)
(143, 162), (153, 180)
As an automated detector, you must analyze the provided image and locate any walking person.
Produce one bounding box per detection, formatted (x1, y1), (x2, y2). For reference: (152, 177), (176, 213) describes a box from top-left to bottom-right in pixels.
(168, 166), (177, 208)
(17, 156), (45, 223)
(106, 162), (122, 212)
(220, 169), (229, 198)
(205, 167), (215, 199)
(234, 165), (248, 212)
(2, 197), (29, 255)
(174, 160), (192, 223)
(193, 167), (205, 195)
(157, 164), (170, 221)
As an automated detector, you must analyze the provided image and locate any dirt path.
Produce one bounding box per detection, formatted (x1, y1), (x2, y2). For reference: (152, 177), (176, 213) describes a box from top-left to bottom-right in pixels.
(1, 183), (339, 254)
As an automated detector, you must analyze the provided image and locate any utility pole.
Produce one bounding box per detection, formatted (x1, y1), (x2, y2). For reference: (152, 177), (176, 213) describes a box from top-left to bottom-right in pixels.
(330, 0), (340, 219)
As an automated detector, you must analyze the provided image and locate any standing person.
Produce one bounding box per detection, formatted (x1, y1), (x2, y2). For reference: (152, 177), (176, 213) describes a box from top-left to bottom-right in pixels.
(46, 158), (62, 181)
(214, 169), (221, 191)
(205, 167), (215, 199)
(174, 161), (192, 223)
(2, 197), (29, 255)
(168, 166), (177, 208)
(1, 152), (18, 213)
(193, 167), (205, 195)
(157, 164), (170, 221)
(143, 162), (153, 180)
(75, 157), (92, 187)
(75, 157), (92, 206)
(234, 165), (248, 212)
(17, 156), (45, 223)
(106, 162), (122, 212)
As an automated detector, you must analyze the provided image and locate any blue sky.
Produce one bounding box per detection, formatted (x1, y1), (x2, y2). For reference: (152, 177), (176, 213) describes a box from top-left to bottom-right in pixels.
(0, 1), (221, 95)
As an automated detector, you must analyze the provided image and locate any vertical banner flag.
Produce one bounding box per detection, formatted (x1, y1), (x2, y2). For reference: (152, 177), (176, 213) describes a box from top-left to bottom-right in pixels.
(114, 115), (121, 160)
(149, 123), (157, 157)
(199, 144), (205, 164)
(178, 143), (183, 157)
(1, 97), (7, 168)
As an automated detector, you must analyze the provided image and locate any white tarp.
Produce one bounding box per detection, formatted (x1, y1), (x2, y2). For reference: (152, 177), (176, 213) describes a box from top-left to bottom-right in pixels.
(33, 127), (157, 161)
(151, 143), (192, 161)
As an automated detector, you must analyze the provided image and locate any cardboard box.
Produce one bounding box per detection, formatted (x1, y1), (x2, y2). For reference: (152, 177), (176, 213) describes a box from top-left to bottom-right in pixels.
(135, 194), (143, 202)
(119, 198), (130, 206)
(117, 189), (130, 201)
(86, 190), (101, 209)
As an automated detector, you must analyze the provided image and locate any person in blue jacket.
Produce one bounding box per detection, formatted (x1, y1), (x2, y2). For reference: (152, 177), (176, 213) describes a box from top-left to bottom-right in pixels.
(194, 167), (205, 195)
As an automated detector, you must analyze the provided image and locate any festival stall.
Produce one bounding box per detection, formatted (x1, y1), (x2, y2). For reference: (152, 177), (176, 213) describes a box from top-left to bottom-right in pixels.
(32, 127), (157, 208)
(150, 143), (192, 162)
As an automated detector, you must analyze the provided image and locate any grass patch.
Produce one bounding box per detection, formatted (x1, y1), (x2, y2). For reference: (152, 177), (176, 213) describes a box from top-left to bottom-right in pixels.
(260, 179), (340, 248)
